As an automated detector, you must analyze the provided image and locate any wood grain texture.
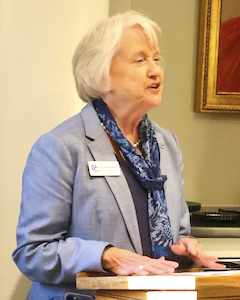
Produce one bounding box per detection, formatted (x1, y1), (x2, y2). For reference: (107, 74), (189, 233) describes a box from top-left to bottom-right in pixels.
(76, 272), (240, 299)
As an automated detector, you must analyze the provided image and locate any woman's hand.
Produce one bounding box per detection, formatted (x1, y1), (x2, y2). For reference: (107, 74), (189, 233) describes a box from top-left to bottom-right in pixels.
(101, 247), (179, 275)
(171, 237), (226, 270)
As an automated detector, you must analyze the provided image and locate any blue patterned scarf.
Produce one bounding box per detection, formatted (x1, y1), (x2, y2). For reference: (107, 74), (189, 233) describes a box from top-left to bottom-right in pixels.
(93, 98), (174, 258)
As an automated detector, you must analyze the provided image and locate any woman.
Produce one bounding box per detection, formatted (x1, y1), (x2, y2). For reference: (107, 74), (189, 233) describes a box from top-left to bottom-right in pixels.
(13, 11), (225, 300)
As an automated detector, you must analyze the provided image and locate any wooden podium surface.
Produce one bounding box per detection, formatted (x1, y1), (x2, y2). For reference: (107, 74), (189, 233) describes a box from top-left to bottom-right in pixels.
(76, 271), (240, 300)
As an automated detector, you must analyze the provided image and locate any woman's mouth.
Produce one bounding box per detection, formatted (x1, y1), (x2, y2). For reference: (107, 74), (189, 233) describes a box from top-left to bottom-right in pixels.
(147, 82), (161, 90)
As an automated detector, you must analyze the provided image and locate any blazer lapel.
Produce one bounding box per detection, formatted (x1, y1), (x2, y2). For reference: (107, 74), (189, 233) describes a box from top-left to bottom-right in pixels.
(155, 129), (178, 230)
(81, 102), (142, 254)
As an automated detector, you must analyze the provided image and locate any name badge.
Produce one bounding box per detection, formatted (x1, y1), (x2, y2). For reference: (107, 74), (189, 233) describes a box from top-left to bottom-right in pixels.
(88, 161), (121, 176)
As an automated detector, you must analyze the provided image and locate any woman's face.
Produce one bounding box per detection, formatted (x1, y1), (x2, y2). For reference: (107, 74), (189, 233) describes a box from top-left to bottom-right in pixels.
(108, 26), (164, 113)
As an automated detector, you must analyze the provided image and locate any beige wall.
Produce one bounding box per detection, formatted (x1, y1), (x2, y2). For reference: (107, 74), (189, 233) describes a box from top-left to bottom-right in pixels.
(110, 0), (240, 207)
(0, 1), (109, 299)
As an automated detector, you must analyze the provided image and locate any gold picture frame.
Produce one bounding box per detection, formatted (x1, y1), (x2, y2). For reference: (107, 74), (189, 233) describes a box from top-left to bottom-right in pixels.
(195, 0), (240, 113)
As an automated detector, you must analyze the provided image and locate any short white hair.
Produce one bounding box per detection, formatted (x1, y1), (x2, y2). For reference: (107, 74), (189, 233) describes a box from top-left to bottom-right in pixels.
(72, 11), (162, 102)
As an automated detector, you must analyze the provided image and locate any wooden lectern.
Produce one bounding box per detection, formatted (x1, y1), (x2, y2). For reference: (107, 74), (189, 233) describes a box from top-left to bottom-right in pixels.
(76, 271), (240, 299)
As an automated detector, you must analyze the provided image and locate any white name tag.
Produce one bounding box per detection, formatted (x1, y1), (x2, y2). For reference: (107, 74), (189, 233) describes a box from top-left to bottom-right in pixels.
(88, 161), (121, 176)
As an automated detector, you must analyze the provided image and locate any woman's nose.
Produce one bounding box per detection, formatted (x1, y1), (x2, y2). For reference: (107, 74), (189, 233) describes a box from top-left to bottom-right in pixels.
(147, 60), (162, 78)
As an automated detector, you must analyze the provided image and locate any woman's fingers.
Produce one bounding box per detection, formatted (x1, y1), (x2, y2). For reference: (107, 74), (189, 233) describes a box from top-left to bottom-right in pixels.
(187, 241), (204, 256)
(171, 238), (204, 257)
(171, 243), (187, 255)
(191, 254), (226, 270)
(101, 247), (179, 275)
(134, 257), (179, 275)
(101, 247), (152, 275)
(146, 257), (179, 274)
(171, 238), (226, 270)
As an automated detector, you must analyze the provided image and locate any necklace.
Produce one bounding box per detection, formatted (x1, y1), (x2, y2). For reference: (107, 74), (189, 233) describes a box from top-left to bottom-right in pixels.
(132, 140), (141, 148)
(101, 123), (140, 148)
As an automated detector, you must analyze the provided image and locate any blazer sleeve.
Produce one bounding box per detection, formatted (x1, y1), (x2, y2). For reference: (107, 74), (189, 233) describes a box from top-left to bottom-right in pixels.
(12, 133), (110, 284)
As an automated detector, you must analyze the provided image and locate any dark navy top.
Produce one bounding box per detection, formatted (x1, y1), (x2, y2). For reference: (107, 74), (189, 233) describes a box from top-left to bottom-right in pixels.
(117, 154), (153, 257)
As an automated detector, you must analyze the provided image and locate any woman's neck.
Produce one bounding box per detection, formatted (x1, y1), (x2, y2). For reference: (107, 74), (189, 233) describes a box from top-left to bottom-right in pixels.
(112, 111), (141, 146)
(101, 99), (144, 146)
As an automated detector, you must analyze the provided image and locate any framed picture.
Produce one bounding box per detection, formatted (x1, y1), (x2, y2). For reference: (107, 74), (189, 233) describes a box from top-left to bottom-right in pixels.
(195, 0), (240, 113)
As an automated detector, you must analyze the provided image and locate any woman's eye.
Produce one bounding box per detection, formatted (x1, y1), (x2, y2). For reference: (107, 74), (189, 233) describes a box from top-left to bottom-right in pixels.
(135, 57), (144, 63)
(154, 57), (161, 63)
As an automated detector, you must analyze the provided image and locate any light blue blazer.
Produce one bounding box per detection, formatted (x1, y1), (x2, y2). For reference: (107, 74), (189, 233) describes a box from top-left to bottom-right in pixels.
(13, 102), (190, 300)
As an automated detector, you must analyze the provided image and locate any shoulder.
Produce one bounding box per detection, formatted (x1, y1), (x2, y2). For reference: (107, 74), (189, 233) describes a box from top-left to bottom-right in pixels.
(32, 113), (83, 152)
(29, 103), (96, 161)
(34, 102), (95, 147)
(152, 121), (180, 148)
(47, 112), (84, 140)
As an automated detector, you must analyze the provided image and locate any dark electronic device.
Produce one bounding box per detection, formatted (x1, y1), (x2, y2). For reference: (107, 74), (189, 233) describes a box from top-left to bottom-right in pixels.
(191, 209), (240, 227)
(64, 293), (94, 300)
(186, 201), (201, 213)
